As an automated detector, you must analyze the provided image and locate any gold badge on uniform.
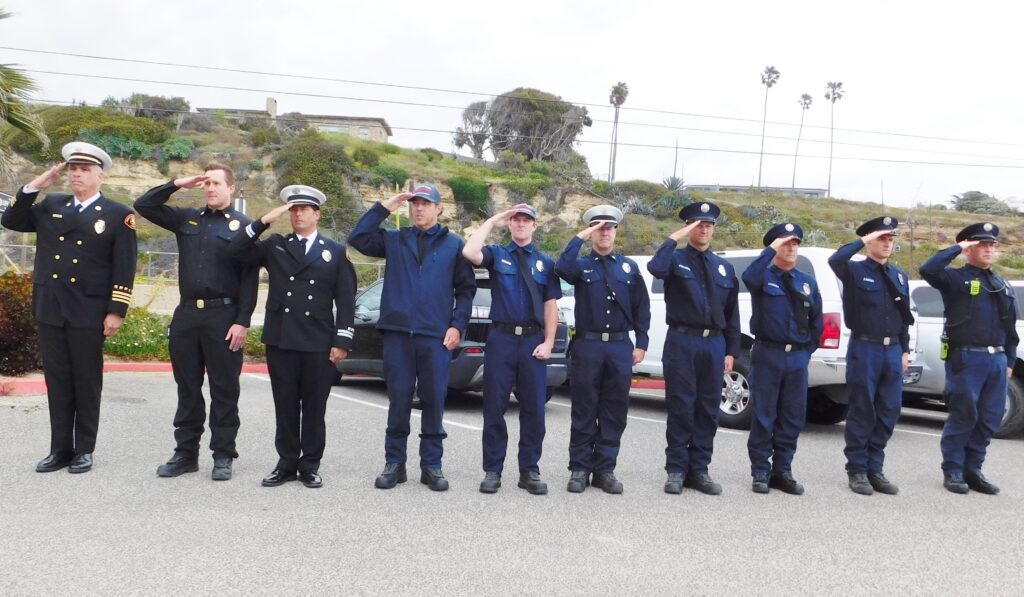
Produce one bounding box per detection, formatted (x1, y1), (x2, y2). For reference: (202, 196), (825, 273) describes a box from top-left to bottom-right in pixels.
(229, 219), (240, 232)
(718, 264), (726, 277)
(94, 220), (106, 234)
(536, 260), (544, 272)
(322, 249), (332, 263)
(124, 214), (136, 230)
(803, 282), (811, 295)
(622, 262), (631, 274)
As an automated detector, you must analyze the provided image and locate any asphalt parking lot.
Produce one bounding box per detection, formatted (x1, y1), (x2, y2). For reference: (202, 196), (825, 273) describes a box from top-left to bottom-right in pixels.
(1, 373), (1021, 596)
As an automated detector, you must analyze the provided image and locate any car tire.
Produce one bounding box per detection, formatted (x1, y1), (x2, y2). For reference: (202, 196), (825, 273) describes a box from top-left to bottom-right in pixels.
(995, 376), (1024, 439)
(805, 391), (849, 425)
(719, 352), (752, 430)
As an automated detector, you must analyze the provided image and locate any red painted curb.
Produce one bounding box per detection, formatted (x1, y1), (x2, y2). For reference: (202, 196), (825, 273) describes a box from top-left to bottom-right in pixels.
(631, 378), (666, 390)
(1, 363), (270, 396)
(0, 379), (47, 396)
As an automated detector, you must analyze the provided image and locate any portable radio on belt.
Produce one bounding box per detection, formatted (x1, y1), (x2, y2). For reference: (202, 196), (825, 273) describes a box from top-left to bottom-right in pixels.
(940, 330), (949, 360)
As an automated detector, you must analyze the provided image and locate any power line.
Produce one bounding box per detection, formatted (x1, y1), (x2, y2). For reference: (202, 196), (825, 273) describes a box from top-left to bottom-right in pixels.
(8, 45), (1024, 148)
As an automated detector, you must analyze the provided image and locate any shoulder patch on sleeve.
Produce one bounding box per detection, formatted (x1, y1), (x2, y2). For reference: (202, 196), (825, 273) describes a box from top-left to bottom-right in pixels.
(124, 213), (136, 230)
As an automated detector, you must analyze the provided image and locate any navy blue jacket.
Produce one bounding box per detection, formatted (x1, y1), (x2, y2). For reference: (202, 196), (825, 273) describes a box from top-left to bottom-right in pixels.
(646, 239), (741, 356)
(920, 245), (1019, 361)
(742, 247), (823, 348)
(555, 236), (650, 350)
(829, 240), (912, 352)
(481, 242), (561, 325)
(348, 202), (476, 339)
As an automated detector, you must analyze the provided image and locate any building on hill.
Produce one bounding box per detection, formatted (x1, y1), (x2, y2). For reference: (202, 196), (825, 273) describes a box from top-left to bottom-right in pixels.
(196, 97), (392, 142)
(685, 184), (827, 198)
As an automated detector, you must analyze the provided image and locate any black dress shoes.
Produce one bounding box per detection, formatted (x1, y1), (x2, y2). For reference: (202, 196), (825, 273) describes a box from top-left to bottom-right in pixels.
(868, 473), (899, 495)
(752, 472), (770, 494)
(420, 468), (449, 491)
(299, 471), (323, 488)
(592, 472), (624, 494)
(211, 457), (233, 481)
(769, 472), (805, 495)
(261, 468), (297, 487)
(518, 471), (548, 495)
(943, 471), (969, 494)
(848, 473), (874, 495)
(157, 452), (199, 478)
(375, 463), (408, 489)
(566, 470), (590, 493)
(69, 453), (93, 474)
(479, 471), (501, 493)
(965, 470), (1000, 495)
(36, 452), (73, 473)
(665, 472), (685, 495)
(684, 472), (722, 495)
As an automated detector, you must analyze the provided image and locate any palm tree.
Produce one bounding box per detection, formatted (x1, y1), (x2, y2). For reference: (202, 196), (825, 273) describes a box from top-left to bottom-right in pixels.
(791, 93), (813, 191)
(607, 81), (628, 186)
(824, 81), (845, 198)
(0, 9), (49, 178)
(757, 66), (781, 189)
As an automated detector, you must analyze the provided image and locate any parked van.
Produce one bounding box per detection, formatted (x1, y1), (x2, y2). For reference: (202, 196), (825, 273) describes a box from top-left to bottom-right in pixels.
(904, 280), (1024, 437)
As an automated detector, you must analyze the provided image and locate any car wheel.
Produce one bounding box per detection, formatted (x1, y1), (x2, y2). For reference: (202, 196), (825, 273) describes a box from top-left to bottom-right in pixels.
(805, 391), (849, 425)
(994, 376), (1024, 439)
(719, 352), (752, 430)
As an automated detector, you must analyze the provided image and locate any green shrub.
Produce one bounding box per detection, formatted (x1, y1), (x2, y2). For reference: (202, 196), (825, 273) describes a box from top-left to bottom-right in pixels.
(104, 308), (171, 361)
(371, 164), (409, 188)
(353, 147), (380, 167)
(526, 160), (554, 177)
(274, 130), (357, 230)
(505, 175), (551, 199)
(420, 147), (443, 162)
(247, 125), (280, 148)
(79, 129), (152, 160)
(0, 272), (40, 376)
(612, 180), (665, 202)
(5, 105), (171, 162)
(448, 176), (490, 218)
(381, 143), (401, 154)
(248, 159), (264, 171)
(592, 180), (610, 196)
(244, 327), (266, 359)
(161, 137), (195, 160)
(496, 151), (527, 173)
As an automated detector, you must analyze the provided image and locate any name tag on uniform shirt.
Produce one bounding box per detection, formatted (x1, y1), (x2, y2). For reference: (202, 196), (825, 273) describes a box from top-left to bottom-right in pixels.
(678, 264), (692, 271)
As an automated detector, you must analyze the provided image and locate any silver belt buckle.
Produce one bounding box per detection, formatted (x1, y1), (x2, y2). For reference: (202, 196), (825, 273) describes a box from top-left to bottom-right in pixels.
(784, 344), (793, 352)
(196, 299), (205, 309)
(702, 329), (710, 338)
(514, 326), (523, 336)
(883, 337), (891, 346)
(988, 346), (996, 354)
(601, 332), (610, 342)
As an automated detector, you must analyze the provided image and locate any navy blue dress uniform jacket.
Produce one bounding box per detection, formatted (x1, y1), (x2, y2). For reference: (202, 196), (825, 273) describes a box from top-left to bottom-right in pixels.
(1, 189), (137, 327)
(920, 246), (1019, 361)
(348, 202), (476, 338)
(828, 240), (912, 352)
(481, 242), (561, 324)
(228, 220), (356, 352)
(133, 181), (258, 326)
(742, 247), (824, 346)
(554, 236), (650, 349)
(646, 240), (741, 356)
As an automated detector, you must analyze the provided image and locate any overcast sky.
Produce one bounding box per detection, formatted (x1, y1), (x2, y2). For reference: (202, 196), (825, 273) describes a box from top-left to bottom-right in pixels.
(3, 0), (1021, 208)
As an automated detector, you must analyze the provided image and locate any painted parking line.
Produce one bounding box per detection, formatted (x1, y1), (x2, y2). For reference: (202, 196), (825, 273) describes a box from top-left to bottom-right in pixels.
(546, 398), (746, 436)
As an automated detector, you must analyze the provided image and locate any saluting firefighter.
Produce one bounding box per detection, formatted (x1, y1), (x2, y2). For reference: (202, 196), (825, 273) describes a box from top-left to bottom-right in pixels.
(920, 222), (1018, 495)
(555, 205), (650, 495)
(134, 164), (258, 481)
(647, 201), (740, 496)
(742, 223), (823, 495)
(1, 142), (137, 474)
(828, 216), (913, 496)
(227, 186), (356, 489)
(463, 203), (561, 495)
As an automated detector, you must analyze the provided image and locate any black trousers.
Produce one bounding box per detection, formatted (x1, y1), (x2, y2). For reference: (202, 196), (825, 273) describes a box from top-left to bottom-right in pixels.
(265, 345), (334, 473)
(168, 305), (244, 459)
(37, 323), (105, 455)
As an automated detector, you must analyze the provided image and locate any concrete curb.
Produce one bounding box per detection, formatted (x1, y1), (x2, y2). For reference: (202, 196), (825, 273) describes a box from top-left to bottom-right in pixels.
(0, 362), (270, 396)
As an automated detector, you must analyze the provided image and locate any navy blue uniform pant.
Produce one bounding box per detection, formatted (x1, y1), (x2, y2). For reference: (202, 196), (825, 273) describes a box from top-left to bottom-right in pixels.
(664, 330), (725, 474)
(482, 329), (547, 474)
(567, 338), (632, 473)
(168, 304), (244, 459)
(942, 350), (1007, 473)
(265, 345), (334, 474)
(844, 338), (904, 474)
(37, 323), (105, 455)
(383, 331), (450, 468)
(747, 344), (810, 476)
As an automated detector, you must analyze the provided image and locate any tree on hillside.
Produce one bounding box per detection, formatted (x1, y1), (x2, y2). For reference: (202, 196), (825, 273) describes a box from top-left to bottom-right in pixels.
(485, 88), (592, 161)
(0, 8), (48, 178)
(102, 93), (190, 131)
(824, 81), (844, 197)
(791, 93), (813, 191)
(951, 191), (1017, 216)
(273, 129), (359, 232)
(453, 101), (489, 159)
(757, 66), (780, 189)
(607, 81), (628, 185)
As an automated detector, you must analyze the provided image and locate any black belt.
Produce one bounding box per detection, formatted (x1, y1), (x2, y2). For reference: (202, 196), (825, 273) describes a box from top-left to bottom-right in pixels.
(854, 333), (899, 346)
(181, 297), (235, 309)
(757, 339), (811, 353)
(492, 322), (543, 336)
(672, 325), (722, 337)
(956, 345), (1005, 354)
(579, 331), (629, 342)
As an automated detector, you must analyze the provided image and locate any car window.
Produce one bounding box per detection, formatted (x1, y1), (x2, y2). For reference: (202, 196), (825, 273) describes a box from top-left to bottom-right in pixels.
(356, 281), (384, 311)
(911, 286), (944, 317)
(560, 279), (575, 297)
(650, 255), (816, 294)
(1015, 285), (1024, 314)
(473, 276), (492, 307)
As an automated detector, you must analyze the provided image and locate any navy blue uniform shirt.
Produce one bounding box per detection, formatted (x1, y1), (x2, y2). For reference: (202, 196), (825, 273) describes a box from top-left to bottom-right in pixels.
(555, 236), (650, 350)
(481, 242), (561, 325)
(920, 245), (1019, 361)
(742, 246), (824, 347)
(829, 239), (912, 352)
